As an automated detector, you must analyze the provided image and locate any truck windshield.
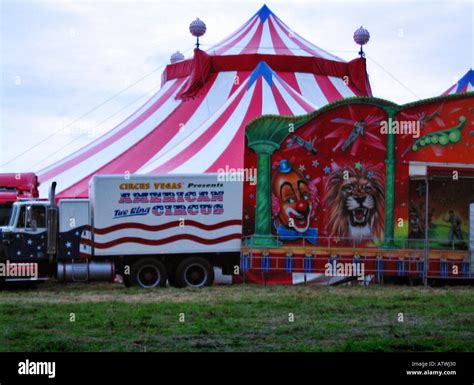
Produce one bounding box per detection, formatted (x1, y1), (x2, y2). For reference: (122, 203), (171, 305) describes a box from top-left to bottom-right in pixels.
(17, 205), (46, 229)
(0, 203), (12, 226)
(8, 204), (18, 227)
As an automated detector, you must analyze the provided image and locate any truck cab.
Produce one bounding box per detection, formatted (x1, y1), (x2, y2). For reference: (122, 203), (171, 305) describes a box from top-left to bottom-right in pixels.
(0, 200), (52, 281)
(1, 201), (50, 253)
(1, 194), (113, 284)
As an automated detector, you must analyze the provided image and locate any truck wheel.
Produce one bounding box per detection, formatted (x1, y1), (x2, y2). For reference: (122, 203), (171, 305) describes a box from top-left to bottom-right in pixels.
(130, 258), (167, 288)
(176, 257), (214, 288)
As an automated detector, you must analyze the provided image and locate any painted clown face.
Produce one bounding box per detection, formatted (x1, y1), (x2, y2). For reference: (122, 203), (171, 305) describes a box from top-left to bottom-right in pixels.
(273, 166), (312, 233)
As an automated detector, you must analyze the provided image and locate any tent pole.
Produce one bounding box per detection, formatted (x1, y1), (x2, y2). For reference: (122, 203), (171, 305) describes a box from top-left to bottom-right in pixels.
(423, 177), (430, 287)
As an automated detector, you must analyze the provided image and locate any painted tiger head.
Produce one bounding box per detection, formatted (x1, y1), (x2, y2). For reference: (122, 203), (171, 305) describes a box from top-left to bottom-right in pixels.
(323, 164), (384, 243)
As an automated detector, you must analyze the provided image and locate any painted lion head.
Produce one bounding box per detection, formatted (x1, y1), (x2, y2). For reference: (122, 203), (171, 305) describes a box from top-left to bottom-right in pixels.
(323, 164), (384, 243)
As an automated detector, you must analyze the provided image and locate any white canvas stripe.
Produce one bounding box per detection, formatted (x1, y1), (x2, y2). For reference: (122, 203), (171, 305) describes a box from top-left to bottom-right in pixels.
(466, 83), (473, 92)
(39, 84), (183, 196)
(273, 15), (343, 61)
(329, 76), (356, 98)
(295, 73), (329, 109)
(261, 79), (279, 115)
(208, 16), (256, 54)
(38, 79), (179, 175)
(293, 33), (342, 61)
(139, 77), (251, 173)
(269, 15), (312, 57)
(273, 78), (310, 115)
(171, 81), (256, 173)
(222, 19), (261, 55)
(139, 72), (237, 170)
(257, 20), (275, 55)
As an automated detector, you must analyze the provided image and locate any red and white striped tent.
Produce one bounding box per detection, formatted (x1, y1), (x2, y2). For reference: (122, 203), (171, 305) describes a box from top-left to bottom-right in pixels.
(442, 69), (474, 95)
(38, 4), (372, 198)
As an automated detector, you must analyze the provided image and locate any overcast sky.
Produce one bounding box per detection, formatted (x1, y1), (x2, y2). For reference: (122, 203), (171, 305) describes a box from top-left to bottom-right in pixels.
(0, 0), (472, 173)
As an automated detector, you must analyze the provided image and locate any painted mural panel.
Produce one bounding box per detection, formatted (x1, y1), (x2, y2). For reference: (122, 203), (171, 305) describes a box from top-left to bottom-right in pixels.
(394, 96), (474, 247)
(244, 93), (473, 250)
(396, 98), (473, 163)
(244, 103), (388, 246)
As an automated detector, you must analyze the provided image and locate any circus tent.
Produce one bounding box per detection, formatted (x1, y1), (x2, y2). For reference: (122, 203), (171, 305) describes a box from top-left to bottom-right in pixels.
(37, 4), (372, 198)
(442, 69), (474, 95)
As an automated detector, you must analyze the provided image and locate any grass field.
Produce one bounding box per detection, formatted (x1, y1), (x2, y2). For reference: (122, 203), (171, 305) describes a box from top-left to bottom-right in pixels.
(0, 283), (473, 352)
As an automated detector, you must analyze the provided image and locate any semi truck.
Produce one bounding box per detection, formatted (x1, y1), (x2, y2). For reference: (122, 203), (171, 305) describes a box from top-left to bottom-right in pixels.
(0, 174), (242, 288)
(0, 173), (39, 226)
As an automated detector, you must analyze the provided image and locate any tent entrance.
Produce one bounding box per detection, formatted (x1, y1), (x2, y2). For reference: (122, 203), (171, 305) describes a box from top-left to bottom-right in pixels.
(408, 164), (474, 251)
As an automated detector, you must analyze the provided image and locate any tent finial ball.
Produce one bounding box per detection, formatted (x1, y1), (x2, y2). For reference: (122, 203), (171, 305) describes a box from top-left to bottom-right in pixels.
(170, 51), (185, 64)
(189, 18), (207, 49)
(353, 26), (370, 57)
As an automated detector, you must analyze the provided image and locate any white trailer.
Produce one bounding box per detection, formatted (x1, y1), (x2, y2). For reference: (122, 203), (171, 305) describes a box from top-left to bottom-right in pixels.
(0, 174), (243, 288)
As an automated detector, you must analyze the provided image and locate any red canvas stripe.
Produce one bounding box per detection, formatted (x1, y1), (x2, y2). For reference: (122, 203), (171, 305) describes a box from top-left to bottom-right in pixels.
(92, 233), (242, 249)
(271, 16), (320, 57)
(275, 74), (314, 112)
(57, 75), (221, 198)
(271, 81), (293, 116)
(150, 80), (250, 173)
(239, 20), (263, 55)
(267, 16), (294, 56)
(206, 76), (263, 172)
(37, 91), (163, 176)
(209, 16), (253, 54)
(213, 17), (259, 56)
(39, 77), (186, 182)
(229, 71), (250, 96)
(442, 84), (457, 95)
(347, 82), (363, 96)
(277, 72), (301, 94)
(315, 75), (344, 102)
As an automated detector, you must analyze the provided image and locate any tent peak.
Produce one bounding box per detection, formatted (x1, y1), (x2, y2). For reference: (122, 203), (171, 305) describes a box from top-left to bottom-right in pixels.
(255, 4), (274, 23)
(248, 60), (276, 89)
(207, 4), (344, 61)
(442, 68), (474, 95)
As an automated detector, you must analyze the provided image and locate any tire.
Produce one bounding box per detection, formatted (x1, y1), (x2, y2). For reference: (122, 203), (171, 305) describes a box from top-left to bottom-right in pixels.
(175, 257), (214, 288)
(130, 258), (167, 288)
